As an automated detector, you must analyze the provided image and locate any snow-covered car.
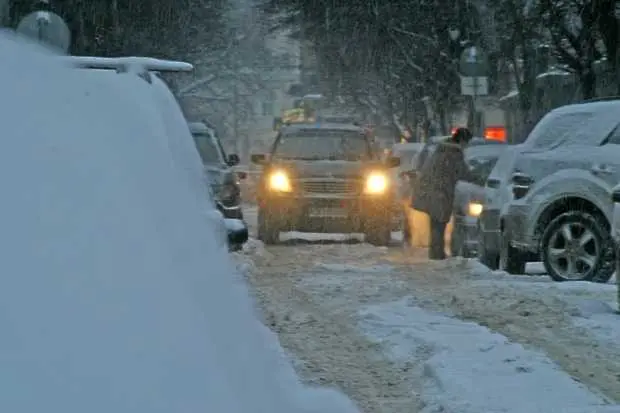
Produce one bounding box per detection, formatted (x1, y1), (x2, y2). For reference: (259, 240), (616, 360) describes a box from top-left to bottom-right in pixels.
(451, 143), (509, 257)
(501, 105), (620, 282)
(1, 31), (361, 413)
(478, 100), (620, 273)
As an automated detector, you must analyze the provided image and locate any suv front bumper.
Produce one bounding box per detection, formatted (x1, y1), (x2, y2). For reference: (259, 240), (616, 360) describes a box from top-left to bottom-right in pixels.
(259, 192), (396, 232)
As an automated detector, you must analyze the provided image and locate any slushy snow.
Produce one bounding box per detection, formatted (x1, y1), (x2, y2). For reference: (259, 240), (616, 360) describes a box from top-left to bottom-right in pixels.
(359, 297), (620, 412)
(0, 30), (358, 413)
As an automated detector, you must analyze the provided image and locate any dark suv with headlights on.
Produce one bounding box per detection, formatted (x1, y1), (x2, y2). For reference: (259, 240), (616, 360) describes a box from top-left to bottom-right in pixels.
(190, 122), (245, 220)
(251, 123), (400, 245)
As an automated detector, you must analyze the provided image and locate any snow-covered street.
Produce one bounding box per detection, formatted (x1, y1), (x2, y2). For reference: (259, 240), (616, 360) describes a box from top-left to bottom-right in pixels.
(235, 206), (620, 412)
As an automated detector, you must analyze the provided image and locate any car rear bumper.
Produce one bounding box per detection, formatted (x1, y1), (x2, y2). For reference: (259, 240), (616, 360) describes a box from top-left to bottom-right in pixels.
(259, 193), (396, 232)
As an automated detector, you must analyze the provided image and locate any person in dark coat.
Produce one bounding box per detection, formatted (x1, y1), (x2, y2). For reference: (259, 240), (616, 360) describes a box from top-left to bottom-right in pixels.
(412, 128), (483, 260)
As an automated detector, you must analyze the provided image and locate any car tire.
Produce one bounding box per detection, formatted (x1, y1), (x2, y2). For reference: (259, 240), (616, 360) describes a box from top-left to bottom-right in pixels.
(365, 219), (391, 246)
(541, 211), (614, 283)
(499, 228), (527, 274)
(477, 222), (499, 269)
(257, 209), (279, 245)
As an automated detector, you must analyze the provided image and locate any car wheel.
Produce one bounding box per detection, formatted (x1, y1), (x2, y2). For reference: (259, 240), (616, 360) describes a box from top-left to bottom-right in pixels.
(477, 223), (499, 269)
(365, 219), (391, 246)
(257, 209), (279, 245)
(541, 211), (614, 283)
(499, 228), (526, 274)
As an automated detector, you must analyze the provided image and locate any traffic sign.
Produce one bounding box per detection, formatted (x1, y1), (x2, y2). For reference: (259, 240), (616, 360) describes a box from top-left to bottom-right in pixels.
(460, 76), (488, 96)
(459, 46), (488, 77)
(17, 11), (71, 53)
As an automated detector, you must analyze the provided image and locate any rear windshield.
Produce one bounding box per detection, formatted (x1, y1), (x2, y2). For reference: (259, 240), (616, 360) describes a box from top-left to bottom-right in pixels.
(273, 130), (371, 161)
(526, 112), (596, 150)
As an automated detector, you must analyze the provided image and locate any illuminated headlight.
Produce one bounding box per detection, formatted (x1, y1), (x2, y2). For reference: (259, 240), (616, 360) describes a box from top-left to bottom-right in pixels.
(468, 202), (483, 217)
(268, 170), (292, 192)
(365, 172), (388, 194)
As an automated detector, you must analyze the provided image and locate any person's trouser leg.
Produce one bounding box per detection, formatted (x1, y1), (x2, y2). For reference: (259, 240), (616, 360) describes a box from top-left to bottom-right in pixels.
(429, 219), (447, 260)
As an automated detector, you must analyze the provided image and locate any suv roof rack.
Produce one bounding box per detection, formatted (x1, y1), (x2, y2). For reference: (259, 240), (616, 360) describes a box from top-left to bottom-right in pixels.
(64, 56), (193, 83)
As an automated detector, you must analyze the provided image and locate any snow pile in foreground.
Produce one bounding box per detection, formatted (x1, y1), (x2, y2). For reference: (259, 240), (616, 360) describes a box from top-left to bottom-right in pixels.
(359, 297), (620, 413)
(0, 32), (358, 413)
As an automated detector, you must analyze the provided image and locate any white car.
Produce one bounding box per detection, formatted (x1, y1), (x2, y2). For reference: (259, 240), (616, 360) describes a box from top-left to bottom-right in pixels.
(478, 100), (620, 273)
(502, 104), (620, 282)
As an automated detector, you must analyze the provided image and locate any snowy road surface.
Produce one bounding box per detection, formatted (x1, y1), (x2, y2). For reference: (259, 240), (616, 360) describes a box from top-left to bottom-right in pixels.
(234, 207), (620, 412)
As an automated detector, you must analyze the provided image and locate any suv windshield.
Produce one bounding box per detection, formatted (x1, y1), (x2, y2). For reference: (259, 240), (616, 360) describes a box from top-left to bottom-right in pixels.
(193, 133), (225, 165)
(274, 131), (371, 161)
(526, 112), (596, 150)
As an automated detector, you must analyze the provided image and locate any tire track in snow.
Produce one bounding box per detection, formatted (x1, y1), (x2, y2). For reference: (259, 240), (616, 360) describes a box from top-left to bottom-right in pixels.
(246, 244), (424, 413)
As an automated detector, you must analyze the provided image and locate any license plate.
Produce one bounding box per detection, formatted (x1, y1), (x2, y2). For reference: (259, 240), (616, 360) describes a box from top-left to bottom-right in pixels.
(309, 207), (348, 218)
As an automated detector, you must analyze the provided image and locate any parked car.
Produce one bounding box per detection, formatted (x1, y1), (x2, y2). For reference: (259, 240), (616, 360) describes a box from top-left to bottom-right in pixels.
(251, 122), (400, 245)
(479, 100), (620, 273)
(451, 143), (509, 257)
(498, 101), (620, 281)
(189, 122), (245, 218)
(3, 39), (267, 411)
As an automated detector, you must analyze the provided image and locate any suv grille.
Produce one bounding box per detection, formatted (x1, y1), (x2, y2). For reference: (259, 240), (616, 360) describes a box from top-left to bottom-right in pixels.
(301, 180), (359, 194)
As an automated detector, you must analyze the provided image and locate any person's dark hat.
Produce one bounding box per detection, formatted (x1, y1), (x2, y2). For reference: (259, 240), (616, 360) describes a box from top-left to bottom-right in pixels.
(451, 127), (473, 143)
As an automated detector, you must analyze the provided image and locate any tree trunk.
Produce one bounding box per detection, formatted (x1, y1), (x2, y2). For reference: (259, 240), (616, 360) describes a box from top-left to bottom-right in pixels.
(580, 67), (596, 100)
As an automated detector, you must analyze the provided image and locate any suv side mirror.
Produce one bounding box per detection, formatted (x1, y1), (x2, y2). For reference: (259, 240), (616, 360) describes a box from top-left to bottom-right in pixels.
(251, 154), (266, 165)
(227, 154), (240, 166)
(386, 156), (400, 168)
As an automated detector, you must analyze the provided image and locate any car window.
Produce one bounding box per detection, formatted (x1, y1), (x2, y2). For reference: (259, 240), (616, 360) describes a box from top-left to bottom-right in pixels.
(526, 112), (596, 150)
(193, 133), (225, 164)
(273, 130), (371, 161)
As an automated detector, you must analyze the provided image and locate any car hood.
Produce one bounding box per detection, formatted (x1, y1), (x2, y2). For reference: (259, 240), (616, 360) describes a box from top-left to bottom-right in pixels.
(272, 160), (384, 179)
